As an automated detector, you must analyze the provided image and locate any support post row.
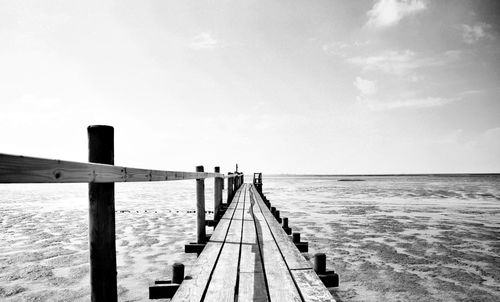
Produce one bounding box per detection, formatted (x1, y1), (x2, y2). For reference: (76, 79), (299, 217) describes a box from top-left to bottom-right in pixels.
(88, 125), (117, 302)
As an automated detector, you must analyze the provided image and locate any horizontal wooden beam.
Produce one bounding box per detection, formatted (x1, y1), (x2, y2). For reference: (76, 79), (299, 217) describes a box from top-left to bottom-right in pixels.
(0, 153), (225, 184)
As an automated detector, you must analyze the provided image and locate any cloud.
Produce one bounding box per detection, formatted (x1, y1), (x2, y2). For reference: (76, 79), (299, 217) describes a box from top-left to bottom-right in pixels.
(354, 77), (377, 96)
(366, 0), (427, 28)
(190, 32), (219, 49)
(348, 50), (416, 75)
(462, 23), (493, 44)
(322, 41), (372, 57)
(348, 49), (460, 75)
(359, 96), (456, 111)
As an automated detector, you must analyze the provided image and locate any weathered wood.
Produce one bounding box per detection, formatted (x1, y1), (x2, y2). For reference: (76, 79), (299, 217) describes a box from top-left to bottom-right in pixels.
(239, 185), (268, 301)
(172, 263), (185, 284)
(88, 125), (117, 302)
(176, 184), (334, 302)
(314, 253), (326, 274)
(290, 269), (336, 302)
(250, 192), (302, 302)
(238, 272), (269, 302)
(149, 283), (180, 299)
(0, 153), (223, 183)
(172, 241), (222, 301)
(227, 173), (234, 203)
(214, 167), (222, 216)
(203, 185), (246, 300)
(251, 186), (311, 270)
(171, 188), (243, 302)
(239, 219), (264, 273)
(196, 166), (206, 244)
(251, 185), (334, 300)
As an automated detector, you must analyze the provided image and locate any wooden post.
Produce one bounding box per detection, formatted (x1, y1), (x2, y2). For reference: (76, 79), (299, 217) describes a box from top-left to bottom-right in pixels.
(283, 217), (289, 228)
(172, 263), (185, 284)
(227, 173), (234, 203)
(196, 166), (206, 244)
(314, 253), (326, 275)
(214, 167), (222, 215)
(88, 125), (117, 302)
(234, 173), (238, 191)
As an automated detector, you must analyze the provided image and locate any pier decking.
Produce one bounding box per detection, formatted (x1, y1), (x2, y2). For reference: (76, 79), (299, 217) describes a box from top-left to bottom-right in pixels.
(171, 183), (335, 302)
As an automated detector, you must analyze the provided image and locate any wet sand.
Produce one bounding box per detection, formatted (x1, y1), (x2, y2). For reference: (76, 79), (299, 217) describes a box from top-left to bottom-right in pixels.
(1, 180), (500, 301)
(266, 194), (500, 301)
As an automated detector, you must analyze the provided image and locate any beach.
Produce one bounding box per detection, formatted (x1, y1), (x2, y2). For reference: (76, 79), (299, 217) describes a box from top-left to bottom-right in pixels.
(1, 175), (499, 301)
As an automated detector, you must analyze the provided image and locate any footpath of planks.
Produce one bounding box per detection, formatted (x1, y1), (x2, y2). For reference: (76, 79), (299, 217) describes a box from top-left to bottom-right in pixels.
(171, 183), (335, 302)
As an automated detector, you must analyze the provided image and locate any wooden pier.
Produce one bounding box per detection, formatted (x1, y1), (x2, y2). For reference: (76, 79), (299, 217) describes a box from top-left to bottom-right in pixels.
(168, 183), (334, 301)
(0, 125), (338, 302)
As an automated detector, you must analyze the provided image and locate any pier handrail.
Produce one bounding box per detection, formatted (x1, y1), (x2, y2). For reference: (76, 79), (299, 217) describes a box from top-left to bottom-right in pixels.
(0, 125), (244, 302)
(0, 153), (230, 184)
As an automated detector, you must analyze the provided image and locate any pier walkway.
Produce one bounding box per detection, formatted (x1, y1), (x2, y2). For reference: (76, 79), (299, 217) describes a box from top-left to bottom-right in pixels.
(171, 183), (335, 302)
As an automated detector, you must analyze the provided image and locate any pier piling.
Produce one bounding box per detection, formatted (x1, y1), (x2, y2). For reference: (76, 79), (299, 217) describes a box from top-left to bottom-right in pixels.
(314, 253), (326, 274)
(88, 125), (117, 302)
(214, 166), (222, 219)
(196, 166), (206, 244)
(227, 173), (234, 203)
(172, 263), (185, 284)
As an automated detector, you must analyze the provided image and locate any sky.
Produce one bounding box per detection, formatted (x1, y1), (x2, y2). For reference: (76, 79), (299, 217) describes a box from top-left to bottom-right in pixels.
(1, 0), (499, 174)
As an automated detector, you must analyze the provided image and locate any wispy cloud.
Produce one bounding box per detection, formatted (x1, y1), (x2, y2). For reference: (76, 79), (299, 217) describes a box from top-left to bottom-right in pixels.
(190, 32), (219, 50)
(358, 96), (456, 111)
(348, 49), (460, 75)
(354, 77), (377, 96)
(462, 23), (493, 44)
(322, 41), (372, 57)
(348, 50), (416, 75)
(366, 0), (427, 28)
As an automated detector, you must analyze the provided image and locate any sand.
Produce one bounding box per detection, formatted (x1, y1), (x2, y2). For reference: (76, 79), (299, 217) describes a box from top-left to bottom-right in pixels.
(266, 195), (500, 301)
(0, 182), (204, 302)
(1, 179), (500, 301)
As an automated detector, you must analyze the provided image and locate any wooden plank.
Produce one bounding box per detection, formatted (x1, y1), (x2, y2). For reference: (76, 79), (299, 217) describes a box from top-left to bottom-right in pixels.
(172, 241), (223, 302)
(239, 219), (264, 273)
(238, 186), (269, 301)
(250, 186), (312, 270)
(203, 185), (246, 300)
(290, 269), (336, 302)
(239, 186), (264, 274)
(250, 185), (335, 302)
(238, 272), (268, 302)
(209, 188), (243, 242)
(172, 187), (244, 302)
(251, 193), (302, 302)
(0, 153), (223, 183)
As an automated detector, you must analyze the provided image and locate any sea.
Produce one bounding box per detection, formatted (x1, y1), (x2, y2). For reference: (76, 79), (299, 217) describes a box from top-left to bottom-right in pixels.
(0, 174), (499, 301)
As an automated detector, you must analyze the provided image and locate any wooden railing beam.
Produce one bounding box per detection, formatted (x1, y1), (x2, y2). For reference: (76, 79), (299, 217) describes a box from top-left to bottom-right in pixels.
(0, 153), (223, 183)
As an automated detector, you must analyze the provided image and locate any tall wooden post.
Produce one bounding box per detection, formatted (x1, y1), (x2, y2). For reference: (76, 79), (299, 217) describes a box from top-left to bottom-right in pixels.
(227, 173), (234, 203)
(196, 166), (206, 243)
(214, 166), (222, 216)
(88, 125), (117, 302)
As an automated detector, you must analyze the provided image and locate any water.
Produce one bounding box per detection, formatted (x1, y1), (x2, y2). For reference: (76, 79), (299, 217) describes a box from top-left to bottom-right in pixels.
(0, 175), (499, 301)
